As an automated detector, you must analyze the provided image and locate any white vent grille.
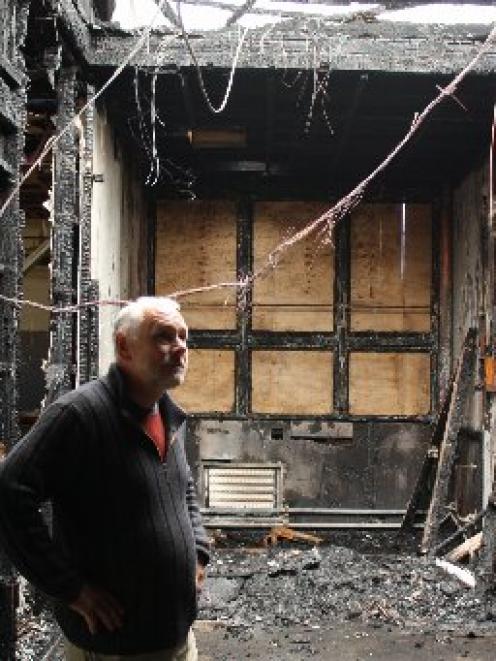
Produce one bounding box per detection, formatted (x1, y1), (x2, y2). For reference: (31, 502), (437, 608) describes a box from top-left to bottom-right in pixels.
(203, 462), (283, 510)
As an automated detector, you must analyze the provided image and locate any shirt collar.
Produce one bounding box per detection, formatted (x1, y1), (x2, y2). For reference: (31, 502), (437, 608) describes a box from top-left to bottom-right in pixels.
(103, 363), (187, 433)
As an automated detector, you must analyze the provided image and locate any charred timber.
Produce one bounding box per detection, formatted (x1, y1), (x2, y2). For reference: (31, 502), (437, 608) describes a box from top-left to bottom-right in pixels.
(89, 22), (496, 75)
(420, 329), (478, 555)
(78, 83), (99, 384)
(348, 333), (433, 349)
(236, 199), (252, 415)
(45, 68), (78, 401)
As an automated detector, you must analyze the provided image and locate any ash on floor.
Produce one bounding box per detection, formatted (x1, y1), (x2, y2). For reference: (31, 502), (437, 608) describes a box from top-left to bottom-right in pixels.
(198, 534), (494, 632)
(14, 531), (496, 659)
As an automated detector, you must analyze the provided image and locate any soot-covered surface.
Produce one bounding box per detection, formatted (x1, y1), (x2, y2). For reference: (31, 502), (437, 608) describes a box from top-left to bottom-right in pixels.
(15, 532), (496, 660)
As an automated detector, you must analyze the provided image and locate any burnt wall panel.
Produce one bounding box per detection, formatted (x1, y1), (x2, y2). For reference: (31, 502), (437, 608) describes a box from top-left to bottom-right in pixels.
(372, 423), (433, 508)
(349, 352), (431, 416)
(174, 348), (235, 413)
(350, 203), (432, 332)
(190, 418), (431, 510)
(252, 201), (334, 331)
(251, 349), (333, 414)
(156, 200), (237, 330)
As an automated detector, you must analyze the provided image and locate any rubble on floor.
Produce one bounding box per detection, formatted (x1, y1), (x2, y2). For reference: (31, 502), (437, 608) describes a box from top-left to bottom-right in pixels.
(14, 531), (496, 659)
(198, 531), (496, 635)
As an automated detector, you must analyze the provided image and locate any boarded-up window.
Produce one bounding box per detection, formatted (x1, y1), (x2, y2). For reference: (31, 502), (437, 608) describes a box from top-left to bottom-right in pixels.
(349, 352), (430, 415)
(253, 202), (334, 331)
(252, 350), (333, 414)
(350, 204), (431, 332)
(155, 201), (237, 330)
(174, 349), (235, 413)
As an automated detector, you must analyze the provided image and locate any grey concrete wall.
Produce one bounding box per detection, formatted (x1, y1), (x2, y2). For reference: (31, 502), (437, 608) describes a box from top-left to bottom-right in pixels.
(91, 106), (148, 373)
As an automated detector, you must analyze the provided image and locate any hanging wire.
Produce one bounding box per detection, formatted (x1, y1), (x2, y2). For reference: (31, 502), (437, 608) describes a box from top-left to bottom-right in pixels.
(145, 70), (160, 186)
(172, 0), (249, 114)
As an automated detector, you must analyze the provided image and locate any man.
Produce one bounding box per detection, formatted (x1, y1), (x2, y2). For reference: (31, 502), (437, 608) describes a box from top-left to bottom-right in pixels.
(0, 296), (209, 660)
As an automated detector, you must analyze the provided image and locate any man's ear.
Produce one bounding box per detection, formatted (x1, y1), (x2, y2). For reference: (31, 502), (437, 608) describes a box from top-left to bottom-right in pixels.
(115, 331), (132, 362)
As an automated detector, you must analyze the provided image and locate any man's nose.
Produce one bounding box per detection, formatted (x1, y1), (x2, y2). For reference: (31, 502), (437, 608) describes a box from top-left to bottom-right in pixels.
(174, 337), (187, 353)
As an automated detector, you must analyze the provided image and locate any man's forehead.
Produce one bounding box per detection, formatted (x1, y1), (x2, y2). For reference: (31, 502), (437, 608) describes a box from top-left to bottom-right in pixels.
(143, 305), (187, 329)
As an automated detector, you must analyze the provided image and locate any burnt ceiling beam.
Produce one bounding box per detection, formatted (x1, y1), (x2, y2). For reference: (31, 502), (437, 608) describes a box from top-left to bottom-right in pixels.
(45, 0), (92, 63)
(265, 68), (275, 174)
(180, 69), (196, 129)
(90, 21), (496, 75)
(330, 73), (368, 175)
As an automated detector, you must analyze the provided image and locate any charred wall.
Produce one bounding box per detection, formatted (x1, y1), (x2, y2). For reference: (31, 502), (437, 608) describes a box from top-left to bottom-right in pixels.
(188, 418), (432, 513)
(451, 159), (492, 513)
(452, 161), (488, 368)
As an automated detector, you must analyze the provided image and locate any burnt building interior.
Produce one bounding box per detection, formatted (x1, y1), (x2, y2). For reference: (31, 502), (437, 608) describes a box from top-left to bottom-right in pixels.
(1, 0), (496, 656)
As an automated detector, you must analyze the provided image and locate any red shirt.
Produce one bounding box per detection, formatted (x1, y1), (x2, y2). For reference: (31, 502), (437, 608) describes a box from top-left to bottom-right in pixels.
(142, 407), (167, 460)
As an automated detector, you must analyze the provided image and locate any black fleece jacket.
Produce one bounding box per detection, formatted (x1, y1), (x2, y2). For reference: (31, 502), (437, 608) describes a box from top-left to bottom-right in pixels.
(0, 364), (210, 655)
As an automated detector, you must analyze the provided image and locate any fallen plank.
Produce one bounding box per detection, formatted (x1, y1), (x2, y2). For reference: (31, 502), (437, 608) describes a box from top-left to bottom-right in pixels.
(420, 329), (477, 555)
(400, 380), (453, 531)
(446, 532), (483, 562)
(435, 557), (476, 588)
(431, 508), (486, 556)
(264, 526), (323, 546)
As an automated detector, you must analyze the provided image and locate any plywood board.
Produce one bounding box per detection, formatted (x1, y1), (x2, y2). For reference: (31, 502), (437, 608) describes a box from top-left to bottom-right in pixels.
(253, 202), (334, 331)
(156, 200), (237, 330)
(349, 352), (431, 415)
(350, 203), (431, 332)
(174, 349), (235, 413)
(252, 350), (333, 414)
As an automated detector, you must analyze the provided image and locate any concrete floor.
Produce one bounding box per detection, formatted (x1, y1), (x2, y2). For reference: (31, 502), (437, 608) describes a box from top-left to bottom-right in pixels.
(195, 621), (496, 660)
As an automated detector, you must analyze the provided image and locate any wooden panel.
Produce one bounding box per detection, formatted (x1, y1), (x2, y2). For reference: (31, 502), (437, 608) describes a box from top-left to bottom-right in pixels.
(349, 352), (431, 415)
(174, 349), (235, 413)
(253, 202), (334, 331)
(155, 200), (237, 330)
(252, 350), (333, 414)
(350, 203), (431, 331)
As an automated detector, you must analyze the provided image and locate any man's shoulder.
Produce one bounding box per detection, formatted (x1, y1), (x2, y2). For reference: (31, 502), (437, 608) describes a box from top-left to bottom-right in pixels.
(53, 377), (112, 413)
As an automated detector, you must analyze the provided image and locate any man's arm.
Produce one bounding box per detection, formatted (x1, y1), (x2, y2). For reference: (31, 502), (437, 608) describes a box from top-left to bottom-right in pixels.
(0, 402), (85, 602)
(186, 469), (211, 567)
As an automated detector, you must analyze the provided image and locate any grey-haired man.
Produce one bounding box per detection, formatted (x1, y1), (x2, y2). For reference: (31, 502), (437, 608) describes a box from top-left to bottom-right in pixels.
(0, 297), (209, 660)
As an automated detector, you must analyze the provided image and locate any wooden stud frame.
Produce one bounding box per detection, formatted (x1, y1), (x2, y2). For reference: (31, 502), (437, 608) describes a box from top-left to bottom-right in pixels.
(159, 197), (438, 421)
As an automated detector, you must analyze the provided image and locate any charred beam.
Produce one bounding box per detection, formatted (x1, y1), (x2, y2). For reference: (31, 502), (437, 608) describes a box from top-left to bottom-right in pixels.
(78, 82), (99, 384)
(400, 376), (453, 532)
(45, 67), (78, 402)
(430, 199), (441, 411)
(420, 328), (477, 555)
(90, 22), (496, 74)
(236, 199), (252, 415)
(0, 4), (30, 657)
(249, 332), (336, 349)
(334, 215), (349, 413)
(348, 333), (433, 350)
(481, 495), (496, 583)
(188, 331), (239, 348)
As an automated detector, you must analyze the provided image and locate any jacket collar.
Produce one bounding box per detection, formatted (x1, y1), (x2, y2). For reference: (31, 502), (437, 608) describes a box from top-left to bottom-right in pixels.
(102, 363), (187, 436)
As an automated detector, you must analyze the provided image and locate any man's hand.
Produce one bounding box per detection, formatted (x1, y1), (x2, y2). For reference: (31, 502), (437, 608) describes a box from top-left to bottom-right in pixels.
(196, 562), (206, 594)
(70, 584), (124, 635)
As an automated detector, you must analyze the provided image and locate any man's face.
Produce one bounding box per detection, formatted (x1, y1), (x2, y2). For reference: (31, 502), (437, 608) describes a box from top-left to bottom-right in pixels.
(121, 305), (188, 392)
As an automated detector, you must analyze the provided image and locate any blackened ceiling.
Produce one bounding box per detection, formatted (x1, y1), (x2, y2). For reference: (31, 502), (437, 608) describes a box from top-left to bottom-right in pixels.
(101, 65), (495, 200)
